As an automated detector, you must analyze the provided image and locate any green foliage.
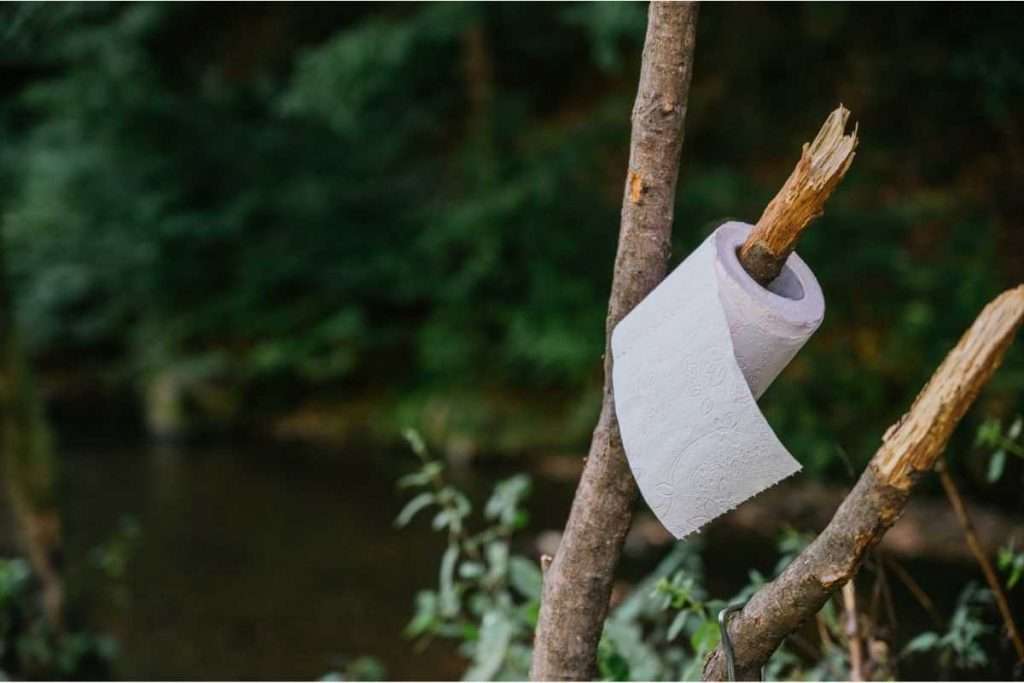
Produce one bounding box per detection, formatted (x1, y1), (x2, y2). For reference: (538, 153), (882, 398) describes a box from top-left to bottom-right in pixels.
(0, 558), (116, 679)
(400, 439), (1022, 680)
(321, 655), (387, 682)
(997, 541), (1024, 590)
(2, 3), (1023, 463)
(901, 582), (995, 674)
(88, 515), (142, 608)
(398, 442), (919, 681)
(397, 429), (536, 680)
(975, 415), (1024, 483)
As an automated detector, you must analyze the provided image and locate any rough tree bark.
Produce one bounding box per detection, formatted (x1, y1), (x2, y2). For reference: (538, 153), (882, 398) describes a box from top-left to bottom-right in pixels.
(529, 3), (699, 679)
(704, 285), (1024, 680)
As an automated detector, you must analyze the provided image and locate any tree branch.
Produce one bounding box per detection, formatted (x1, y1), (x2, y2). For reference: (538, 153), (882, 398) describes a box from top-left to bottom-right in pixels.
(739, 106), (858, 285)
(529, 3), (699, 679)
(937, 460), (1024, 662)
(841, 581), (864, 682)
(703, 285), (1024, 680)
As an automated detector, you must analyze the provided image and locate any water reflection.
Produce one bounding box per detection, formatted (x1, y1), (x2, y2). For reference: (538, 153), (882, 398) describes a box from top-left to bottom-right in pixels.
(62, 438), (465, 680)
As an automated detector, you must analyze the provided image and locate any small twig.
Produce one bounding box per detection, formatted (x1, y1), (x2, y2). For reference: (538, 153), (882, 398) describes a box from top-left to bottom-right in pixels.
(786, 633), (822, 662)
(842, 581), (865, 682)
(937, 459), (1024, 663)
(869, 567), (883, 625)
(816, 610), (835, 653)
(873, 552), (899, 630)
(883, 557), (941, 627)
(738, 105), (859, 285)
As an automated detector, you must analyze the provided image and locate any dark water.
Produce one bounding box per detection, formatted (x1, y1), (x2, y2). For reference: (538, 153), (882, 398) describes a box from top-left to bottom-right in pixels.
(61, 438), (476, 680)
(56, 435), (1021, 681)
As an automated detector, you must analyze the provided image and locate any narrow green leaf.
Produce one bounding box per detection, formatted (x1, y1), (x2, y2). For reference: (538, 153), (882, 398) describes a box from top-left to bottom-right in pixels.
(1008, 416), (1022, 440)
(987, 449), (1007, 483)
(903, 631), (940, 654)
(439, 545), (459, 617)
(395, 492), (435, 527)
(485, 541), (509, 581)
(690, 619), (720, 654)
(432, 509), (451, 531)
(459, 561), (485, 580)
(404, 590), (438, 638)
(403, 428), (427, 458)
(397, 462), (443, 488)
(667, 610), (689, 642)
(462, 611), (513, 681)
(508, 556), (543, 601)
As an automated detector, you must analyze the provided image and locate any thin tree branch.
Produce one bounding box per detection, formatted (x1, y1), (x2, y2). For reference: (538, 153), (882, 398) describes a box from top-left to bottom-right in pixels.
(739, 106), (858, 285)
(883, 556), (942, 627)
(529, 3), (699, 679)
(937, 459), (1024, 663)
(704, 285), (1024, 680)
(841, 580), (865, 682)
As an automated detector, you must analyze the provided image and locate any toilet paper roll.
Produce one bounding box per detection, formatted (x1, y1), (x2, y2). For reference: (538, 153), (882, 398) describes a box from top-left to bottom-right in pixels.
(611, 221), (825, 539)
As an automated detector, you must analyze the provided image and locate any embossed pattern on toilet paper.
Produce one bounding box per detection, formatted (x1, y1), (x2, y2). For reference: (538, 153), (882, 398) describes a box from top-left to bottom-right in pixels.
(611, 222), (823, 539)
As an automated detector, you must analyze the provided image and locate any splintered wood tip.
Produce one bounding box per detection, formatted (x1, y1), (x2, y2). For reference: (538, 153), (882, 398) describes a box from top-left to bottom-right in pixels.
(738, 105), (859, 286)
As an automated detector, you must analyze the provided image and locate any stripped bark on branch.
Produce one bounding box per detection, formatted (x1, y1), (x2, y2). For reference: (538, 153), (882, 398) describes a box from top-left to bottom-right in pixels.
(739, 106), (858, 285)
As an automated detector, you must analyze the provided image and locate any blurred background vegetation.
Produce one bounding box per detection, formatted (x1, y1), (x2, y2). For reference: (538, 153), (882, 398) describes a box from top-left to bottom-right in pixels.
(0, 2), (1022, 680)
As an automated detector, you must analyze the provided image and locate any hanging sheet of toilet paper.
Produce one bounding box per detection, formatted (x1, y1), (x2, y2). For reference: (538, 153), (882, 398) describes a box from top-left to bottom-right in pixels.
(611, 221), (825, 539)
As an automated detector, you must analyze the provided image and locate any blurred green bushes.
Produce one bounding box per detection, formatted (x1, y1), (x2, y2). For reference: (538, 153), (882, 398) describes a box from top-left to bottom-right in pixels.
(0, 3), (1022, 479)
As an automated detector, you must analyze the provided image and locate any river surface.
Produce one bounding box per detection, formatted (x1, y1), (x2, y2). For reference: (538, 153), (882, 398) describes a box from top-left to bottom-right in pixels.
(60, 435), (540, 680)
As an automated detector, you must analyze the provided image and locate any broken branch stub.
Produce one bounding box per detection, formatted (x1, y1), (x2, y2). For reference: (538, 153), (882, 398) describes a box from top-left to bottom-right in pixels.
(739, 105), (859, 286)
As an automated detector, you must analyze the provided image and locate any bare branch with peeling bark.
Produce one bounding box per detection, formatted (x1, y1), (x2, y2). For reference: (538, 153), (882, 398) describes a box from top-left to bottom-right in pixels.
(703, 286), (1024, 680)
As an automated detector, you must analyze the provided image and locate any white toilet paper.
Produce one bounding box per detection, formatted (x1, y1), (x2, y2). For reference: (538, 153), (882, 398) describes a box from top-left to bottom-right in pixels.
(611, 221), (824, 539)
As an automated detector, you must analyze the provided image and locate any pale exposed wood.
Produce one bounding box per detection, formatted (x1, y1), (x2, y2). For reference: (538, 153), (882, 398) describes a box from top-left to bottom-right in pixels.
(937, 460), (1024, 662)
(703, 285), (1024, 680)
(739, 106), (858, 285)
(876, 286), (1024, 488)
(529, 3), (699, 679)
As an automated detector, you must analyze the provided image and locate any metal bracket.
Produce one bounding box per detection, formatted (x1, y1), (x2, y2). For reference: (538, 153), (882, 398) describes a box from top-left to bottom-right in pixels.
(718, 602), (765, 682)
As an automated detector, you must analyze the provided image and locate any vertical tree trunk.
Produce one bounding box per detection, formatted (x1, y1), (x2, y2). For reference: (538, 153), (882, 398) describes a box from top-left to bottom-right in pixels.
(530, 4), (699, 679)
(0, 233), (64, 630)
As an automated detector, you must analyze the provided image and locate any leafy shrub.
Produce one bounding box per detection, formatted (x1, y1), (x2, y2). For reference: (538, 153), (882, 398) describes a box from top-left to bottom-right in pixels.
(0, 558), (116, 679)
(397, 431), (1023, 681)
